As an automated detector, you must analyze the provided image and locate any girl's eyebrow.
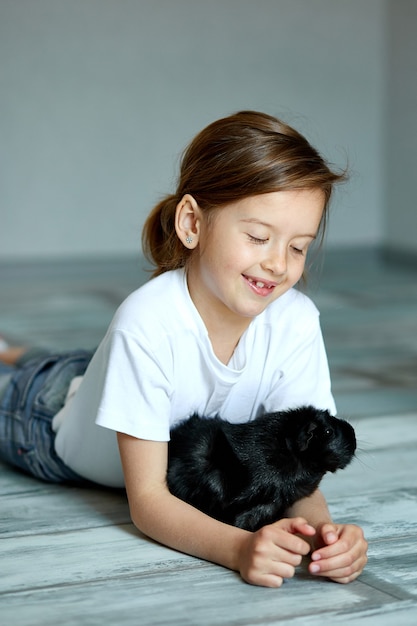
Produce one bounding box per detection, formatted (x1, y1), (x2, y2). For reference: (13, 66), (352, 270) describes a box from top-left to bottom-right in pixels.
(240, 218), (317, 239)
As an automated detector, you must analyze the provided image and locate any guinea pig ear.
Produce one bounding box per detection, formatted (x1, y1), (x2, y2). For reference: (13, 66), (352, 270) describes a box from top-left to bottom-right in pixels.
(297, 422), (317, 452)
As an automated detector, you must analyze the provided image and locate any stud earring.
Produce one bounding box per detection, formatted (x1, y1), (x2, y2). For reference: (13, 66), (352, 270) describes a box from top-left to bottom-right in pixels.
(186, 236), (193, 244)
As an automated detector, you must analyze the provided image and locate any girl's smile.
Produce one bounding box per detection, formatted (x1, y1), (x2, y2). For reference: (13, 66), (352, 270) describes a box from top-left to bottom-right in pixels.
(243, 274), (280, 297)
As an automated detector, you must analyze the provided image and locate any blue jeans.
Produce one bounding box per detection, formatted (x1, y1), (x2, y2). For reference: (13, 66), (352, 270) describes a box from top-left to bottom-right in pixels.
(0, 350), (93, 483)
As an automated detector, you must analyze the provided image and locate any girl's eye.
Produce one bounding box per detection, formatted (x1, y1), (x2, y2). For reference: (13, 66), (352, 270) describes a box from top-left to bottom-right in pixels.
(291, 246), (305, 255)
(248, 234), (268, 245)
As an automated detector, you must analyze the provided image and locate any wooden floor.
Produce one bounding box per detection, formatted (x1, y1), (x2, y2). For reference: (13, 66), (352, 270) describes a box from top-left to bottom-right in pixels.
(1, 250), (417, 625)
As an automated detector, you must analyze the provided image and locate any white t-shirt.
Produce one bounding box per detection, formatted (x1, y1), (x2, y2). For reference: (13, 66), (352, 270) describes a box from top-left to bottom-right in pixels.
(53, 268), (335, 487)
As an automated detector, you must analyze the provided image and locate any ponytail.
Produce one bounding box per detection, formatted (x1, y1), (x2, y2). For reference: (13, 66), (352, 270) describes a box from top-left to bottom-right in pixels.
(142, 195), (192, 277)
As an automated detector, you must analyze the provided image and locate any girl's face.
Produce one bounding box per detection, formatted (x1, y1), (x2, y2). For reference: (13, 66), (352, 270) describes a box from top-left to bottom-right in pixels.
(186, 189), (325, 330)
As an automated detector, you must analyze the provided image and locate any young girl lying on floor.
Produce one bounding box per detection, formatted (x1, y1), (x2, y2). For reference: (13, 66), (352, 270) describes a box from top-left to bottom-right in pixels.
(0, 110), (367, 587)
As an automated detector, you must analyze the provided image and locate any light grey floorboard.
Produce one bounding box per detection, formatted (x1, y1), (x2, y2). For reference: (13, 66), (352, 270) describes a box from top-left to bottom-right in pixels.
(0, 484), (130, 537)
(1, 524), (197, 595)
(0, 566), (404, 626)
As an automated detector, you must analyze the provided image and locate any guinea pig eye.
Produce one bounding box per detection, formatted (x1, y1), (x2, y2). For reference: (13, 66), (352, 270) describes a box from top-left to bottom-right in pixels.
(323, 427), (333, 438)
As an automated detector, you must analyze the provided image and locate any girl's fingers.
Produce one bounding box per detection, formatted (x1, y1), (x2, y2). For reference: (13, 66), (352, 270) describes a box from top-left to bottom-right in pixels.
(243, 549), (301, 587)
(267, 518), (315, 555)
(241, 518), (317, 586)
(272, 516), (316, 540)
(310, 556), (366, 583)
(309, 548), (368, 582)
(309, 523), (368, 583)
(286, 516), (316, 532)
(312, 524), (367, 561)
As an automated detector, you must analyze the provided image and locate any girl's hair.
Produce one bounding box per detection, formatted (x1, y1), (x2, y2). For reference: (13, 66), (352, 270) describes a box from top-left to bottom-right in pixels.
(142, 110), (346, 276)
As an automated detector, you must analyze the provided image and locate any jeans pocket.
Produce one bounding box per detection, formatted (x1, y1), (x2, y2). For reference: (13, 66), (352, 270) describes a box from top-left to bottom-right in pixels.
(35, 352), (92, 416)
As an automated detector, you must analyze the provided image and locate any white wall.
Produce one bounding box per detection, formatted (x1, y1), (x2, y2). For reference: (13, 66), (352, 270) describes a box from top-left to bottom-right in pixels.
(385, 0), (417, 256)
(0, 0), (386, 260)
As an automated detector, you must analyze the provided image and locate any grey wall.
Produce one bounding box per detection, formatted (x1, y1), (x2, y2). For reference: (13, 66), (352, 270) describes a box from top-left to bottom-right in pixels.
(385, 0), (417, 256)
(0, 0), (390, 261)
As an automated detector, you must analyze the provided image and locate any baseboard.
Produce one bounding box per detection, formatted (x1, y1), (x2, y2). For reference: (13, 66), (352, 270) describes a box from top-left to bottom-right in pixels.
(322, 245), (417, 271)
(0, 254), (152, 283)
(380, 246), (417, 270)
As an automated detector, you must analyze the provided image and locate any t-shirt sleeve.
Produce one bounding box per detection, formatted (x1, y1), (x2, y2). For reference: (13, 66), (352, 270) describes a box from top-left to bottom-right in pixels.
(263, 310), (336, 415)
(94, 328), (174, 441)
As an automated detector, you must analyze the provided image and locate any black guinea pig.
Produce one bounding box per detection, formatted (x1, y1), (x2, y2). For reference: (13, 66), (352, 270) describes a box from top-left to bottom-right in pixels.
(167, 405), (356, 532)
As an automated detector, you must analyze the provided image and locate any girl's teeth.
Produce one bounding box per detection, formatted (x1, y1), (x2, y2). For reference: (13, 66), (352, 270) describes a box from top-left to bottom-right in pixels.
(247, 276), (272, 289)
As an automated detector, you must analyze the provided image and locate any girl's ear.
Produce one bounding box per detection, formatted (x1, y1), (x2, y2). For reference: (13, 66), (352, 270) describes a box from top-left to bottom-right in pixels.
(175, 194), (201, 248)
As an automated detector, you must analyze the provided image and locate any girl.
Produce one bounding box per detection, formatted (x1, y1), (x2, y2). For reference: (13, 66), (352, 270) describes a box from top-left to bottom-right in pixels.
(0, 110), (367, 588)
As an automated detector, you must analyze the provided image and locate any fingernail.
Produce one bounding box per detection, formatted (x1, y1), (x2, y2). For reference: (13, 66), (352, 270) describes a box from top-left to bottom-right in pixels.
(326, 532), (337, 543)
(310, 564), (320, 574)
(311, 553), (321, 561)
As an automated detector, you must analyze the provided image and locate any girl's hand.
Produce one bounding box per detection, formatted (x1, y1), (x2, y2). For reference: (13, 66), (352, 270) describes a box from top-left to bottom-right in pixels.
(309, 523), (368, 583)
(238, 517), (316, 587)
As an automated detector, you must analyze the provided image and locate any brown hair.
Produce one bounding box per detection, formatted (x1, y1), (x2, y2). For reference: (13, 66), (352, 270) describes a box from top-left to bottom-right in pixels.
(142, 110), (346, 276)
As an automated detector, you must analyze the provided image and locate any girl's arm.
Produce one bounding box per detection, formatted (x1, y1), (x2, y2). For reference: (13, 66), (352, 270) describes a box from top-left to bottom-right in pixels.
(286, 490), (368, 583)
(117, 432), (315, 588)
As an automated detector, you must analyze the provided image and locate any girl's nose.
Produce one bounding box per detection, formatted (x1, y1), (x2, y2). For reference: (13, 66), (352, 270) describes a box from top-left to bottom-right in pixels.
(261, 249), (287, 276)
